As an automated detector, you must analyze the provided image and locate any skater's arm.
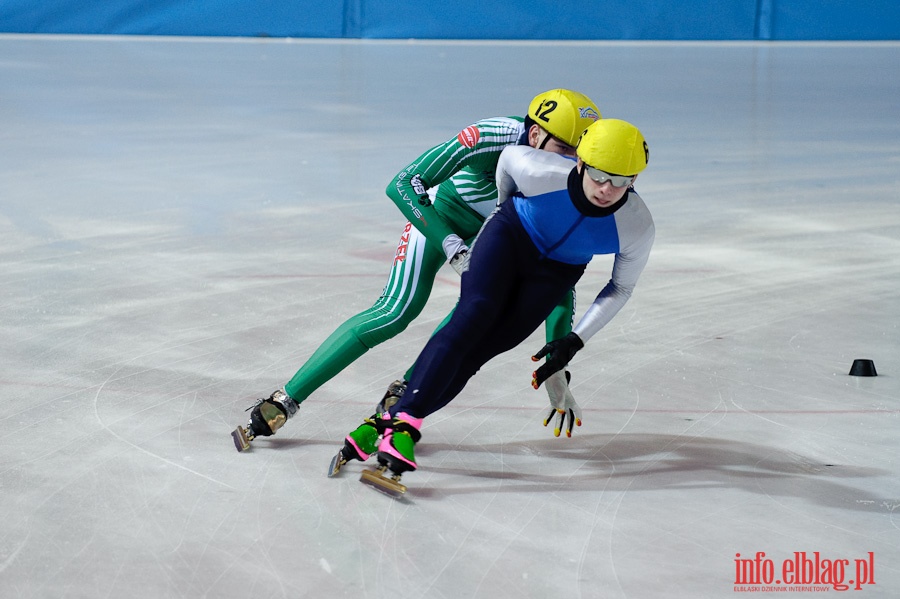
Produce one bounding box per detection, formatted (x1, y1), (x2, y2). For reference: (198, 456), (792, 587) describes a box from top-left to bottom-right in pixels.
(573, 198), (655, 343)
(496, 145), (576, 205)
(533, 193), (655, 388)
(387, 118), (521, 260)
(386, 154), (459, 257)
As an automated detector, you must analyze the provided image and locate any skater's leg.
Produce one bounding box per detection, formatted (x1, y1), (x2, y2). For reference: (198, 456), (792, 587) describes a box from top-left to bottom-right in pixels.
(545, 287), (576, 343)
(389, 202), (535, 419)
(401, 303), (456, 382)
(407, 259), (586, 417)
(284, 224), (445, 403)
(368, 254), (582, 478)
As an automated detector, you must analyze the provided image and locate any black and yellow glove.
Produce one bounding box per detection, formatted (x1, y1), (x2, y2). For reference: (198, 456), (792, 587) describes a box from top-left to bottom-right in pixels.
(531, 332), (584, 388)
(541, 370), (582, 437)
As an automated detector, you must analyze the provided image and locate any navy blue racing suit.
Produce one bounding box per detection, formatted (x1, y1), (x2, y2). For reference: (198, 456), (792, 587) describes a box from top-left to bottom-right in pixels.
(391, 146), (655, 419)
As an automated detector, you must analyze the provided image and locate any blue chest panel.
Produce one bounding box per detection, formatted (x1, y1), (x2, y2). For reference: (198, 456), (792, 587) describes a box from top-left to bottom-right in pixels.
(514, 192), (620, 264)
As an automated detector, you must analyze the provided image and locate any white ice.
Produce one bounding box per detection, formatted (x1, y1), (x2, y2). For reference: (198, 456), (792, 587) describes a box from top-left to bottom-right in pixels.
(1, 35), (899, 598)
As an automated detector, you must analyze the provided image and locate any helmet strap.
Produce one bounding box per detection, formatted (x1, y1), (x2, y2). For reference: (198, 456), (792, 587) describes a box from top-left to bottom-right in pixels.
(537, 130), (551, 150)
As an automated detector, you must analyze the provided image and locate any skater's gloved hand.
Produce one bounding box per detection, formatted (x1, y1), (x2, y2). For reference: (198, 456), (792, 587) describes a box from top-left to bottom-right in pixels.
(443, 233), (470, 276)
(449, 248), (470, 276)
(542, 370), (582, 437)
(531, 332), (584, 389)
(442, 234), (467, 261)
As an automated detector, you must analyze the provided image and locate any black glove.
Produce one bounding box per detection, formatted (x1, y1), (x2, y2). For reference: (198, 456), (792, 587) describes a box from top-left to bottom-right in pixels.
(531, 332), (584, 389)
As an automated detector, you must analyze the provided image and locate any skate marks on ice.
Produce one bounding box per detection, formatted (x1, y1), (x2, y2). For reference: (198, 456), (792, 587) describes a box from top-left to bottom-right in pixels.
(393, 433), (892, 510)
(90, 362), (238, 491)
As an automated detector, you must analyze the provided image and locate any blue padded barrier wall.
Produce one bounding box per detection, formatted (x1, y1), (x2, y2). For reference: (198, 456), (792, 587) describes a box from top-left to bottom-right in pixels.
(0, 0), (345, 37)
(1, 0), (899, 40)
(361, 1), (761, 41)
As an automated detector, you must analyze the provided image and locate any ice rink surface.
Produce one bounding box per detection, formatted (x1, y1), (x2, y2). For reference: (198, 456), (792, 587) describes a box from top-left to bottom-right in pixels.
(1, 35), (899, 598)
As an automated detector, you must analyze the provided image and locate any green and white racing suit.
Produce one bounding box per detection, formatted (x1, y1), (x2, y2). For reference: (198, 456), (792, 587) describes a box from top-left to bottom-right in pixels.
(284, 116), (575, 403)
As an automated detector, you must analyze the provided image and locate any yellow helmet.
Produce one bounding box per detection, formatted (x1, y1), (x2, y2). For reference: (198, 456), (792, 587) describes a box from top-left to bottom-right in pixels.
(576, 118), (649, 176)
(527, 89), (601, 147)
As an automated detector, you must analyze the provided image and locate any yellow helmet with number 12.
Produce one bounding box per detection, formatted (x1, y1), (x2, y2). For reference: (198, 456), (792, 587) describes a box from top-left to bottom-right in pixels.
(527, 89), (601, 148)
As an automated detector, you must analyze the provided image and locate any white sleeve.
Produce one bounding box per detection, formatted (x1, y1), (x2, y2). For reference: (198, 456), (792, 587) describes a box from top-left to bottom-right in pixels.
(573, 195), (655, 342)
(495, 146), (576, 204)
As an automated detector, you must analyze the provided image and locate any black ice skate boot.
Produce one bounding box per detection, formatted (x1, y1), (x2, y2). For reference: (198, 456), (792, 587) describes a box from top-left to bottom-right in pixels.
(376, 379), (407, 414)
(231, 389), (298, 452)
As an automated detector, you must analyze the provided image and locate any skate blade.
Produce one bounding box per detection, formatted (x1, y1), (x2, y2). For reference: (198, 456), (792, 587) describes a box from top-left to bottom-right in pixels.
(231, 425), (251, 452)
(327, 450), (348, 478)
(360, 467), (407, 497)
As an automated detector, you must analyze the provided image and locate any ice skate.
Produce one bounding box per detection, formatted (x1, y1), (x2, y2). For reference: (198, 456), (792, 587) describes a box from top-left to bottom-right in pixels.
(359, 465), (408, 497)
(327, 413), (386, 477)
(359, 412), (422, 497)
(231, 389), (298, 452)
(376, 379), (407, 413)
(231, 424), (254, 452)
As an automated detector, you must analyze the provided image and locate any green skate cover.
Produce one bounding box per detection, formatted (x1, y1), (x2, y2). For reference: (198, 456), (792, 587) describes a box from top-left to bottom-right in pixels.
(348, 418), (381, 456)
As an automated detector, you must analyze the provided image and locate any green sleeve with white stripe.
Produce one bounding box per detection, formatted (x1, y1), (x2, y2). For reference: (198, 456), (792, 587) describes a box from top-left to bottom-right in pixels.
(385, 116), (524, 251)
